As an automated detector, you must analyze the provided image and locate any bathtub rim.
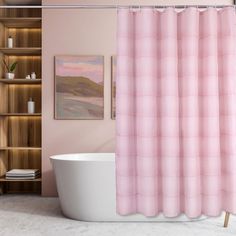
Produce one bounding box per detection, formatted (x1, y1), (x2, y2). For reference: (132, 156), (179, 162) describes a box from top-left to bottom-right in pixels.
(50, 152), (115, 162)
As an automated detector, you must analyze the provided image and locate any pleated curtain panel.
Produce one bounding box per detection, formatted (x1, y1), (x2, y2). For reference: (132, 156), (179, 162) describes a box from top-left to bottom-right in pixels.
(116, 7), (236, 217)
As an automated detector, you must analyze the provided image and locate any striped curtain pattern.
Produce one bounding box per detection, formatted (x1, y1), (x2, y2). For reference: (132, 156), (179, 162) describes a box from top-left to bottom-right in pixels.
(116, 7), (236, 217)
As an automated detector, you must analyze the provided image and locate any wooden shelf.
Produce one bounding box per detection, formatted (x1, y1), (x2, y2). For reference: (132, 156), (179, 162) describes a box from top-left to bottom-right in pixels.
(0, 177), (41, 182)
(0, 113), (41, 116)
(0, 47), (41, 55)
(0, 8), (42, 195)
(0, 79), (41, 84)
(0, 147), (41, 150)
(0, 17), (41, 28)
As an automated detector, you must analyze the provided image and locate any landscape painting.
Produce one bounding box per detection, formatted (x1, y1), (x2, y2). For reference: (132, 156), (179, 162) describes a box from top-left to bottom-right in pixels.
(55, 55), (104, 119)
(111, 56), (116, 119)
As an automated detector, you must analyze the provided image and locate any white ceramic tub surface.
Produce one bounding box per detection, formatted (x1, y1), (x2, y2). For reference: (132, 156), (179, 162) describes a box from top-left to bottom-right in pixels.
(50, 153), (206, 222)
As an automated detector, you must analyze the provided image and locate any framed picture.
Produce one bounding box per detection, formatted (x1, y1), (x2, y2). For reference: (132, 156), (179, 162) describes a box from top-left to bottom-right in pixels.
(111, 55), (116, 120)
(54, 55), (104, 120)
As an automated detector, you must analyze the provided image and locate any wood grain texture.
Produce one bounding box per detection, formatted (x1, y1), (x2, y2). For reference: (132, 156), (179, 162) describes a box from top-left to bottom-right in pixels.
(0, 113), (41, 116)
(0, 177), (41, 182)
(8, 117), (41, 147)
(224, 212), (230, 227)
(0, 0), (5, 18)
(0, 117), (8, 147)
(6, 181), (41, 193)
(0, 20), (4, 80)
(0, 147), (41, 150)
(0, 48), (41, 55)
(1, 150), (41, 193)
(0, 17), (41, 28)
(0, 83), (8, 113)
(6, 56), (42, 78)
(0, 6), (42, 194)
(0, 79), (42, 84)
(0, 22), (5, 48)
(1, 9), (41, 18)
(0, 151), (8, 177)
(8, 84), (41, 113)
(0, 21), (5, 71)
(7, 28), (41, 47)
(8, 149), (41, 170)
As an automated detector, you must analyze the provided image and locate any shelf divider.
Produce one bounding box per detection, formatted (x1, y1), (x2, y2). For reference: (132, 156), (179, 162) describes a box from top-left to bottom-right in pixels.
(0, 113), (41, 116)
(0, 17), (41, 28)
(0, 147), (41, 150)
(0, 48), (41, 55)
(0, 177), (42, 182)
(0, 79), (42, 84)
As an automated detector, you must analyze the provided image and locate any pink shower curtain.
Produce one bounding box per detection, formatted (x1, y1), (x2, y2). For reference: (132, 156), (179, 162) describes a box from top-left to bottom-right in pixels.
(116, 7), (236, 217)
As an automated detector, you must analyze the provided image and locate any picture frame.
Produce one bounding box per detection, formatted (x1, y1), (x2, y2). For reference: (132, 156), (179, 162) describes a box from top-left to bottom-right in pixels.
(54, 55), (104, 120)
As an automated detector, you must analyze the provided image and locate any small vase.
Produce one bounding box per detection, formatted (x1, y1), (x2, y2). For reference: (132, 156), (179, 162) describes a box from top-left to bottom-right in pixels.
(28, 98), (35, 114)
(31, 72), (36, 80)
(5, 73), (15, 79)
(7, 36), (13, 48)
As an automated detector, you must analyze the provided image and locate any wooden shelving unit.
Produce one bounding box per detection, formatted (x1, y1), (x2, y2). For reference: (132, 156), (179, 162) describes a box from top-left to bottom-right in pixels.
(0, 178), (41, 182)
(0, 79), (41, 84)
(0, 113), (41, 116)
(0, 5), (42, 194)
(0, 17), (41, 28)
(0, 47), (41, 55)
(0, 147), (41, 150)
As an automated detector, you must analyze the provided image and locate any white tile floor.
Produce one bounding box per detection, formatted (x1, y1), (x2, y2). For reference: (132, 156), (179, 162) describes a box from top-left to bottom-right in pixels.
(0, 195), (235, 236)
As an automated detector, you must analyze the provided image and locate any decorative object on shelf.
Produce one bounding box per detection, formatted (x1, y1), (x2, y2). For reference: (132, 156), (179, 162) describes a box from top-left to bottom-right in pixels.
(5, 169), (40, 180)
(111, 56), (116, 120)
(25, 75), (31, 79)
(54, 55), (104, 120)
(7, 35), (13, 48)
(27, 97), (35, 114)
(31, 72), (36, 79)
(3, 59), (17, 79)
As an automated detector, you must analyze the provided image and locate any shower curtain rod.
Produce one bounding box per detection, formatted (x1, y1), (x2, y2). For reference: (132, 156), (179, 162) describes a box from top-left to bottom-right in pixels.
(0, 4), (235, 9)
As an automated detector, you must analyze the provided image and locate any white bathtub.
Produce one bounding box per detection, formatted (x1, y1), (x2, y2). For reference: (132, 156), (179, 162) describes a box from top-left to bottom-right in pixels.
(50, 153), (206, 222)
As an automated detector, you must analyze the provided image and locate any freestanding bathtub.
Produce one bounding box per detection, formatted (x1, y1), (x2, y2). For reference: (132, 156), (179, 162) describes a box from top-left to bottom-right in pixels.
(50, 153), (206, 222)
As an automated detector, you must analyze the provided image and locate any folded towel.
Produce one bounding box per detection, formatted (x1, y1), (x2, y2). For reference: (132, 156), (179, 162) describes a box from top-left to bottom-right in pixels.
(6, 174), (40, 180)
(6, 169), (40, 176)
(6, 169), (40, 174)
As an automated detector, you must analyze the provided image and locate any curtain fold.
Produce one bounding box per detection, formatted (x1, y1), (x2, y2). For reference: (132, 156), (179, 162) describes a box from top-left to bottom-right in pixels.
(116, 7), (236, 217)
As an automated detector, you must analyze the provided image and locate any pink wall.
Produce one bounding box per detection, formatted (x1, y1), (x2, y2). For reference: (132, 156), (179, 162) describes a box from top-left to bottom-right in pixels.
(42, 0), (232, 196)
(42, 1), (117, 196)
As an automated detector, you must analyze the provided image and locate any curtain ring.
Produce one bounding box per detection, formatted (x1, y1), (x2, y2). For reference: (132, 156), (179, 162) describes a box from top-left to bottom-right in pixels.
(154, 5), (159, 11)
(130, 5), (135, 13)
(131, 5), (136, 12)
(152, 5), (157, 12)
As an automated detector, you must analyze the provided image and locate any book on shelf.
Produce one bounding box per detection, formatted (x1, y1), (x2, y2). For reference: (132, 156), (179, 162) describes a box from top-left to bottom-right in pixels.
(5, 169), (40, 180)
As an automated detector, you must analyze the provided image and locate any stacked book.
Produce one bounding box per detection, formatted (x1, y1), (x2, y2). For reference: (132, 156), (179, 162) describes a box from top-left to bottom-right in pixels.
(5, 169), (40, 180)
